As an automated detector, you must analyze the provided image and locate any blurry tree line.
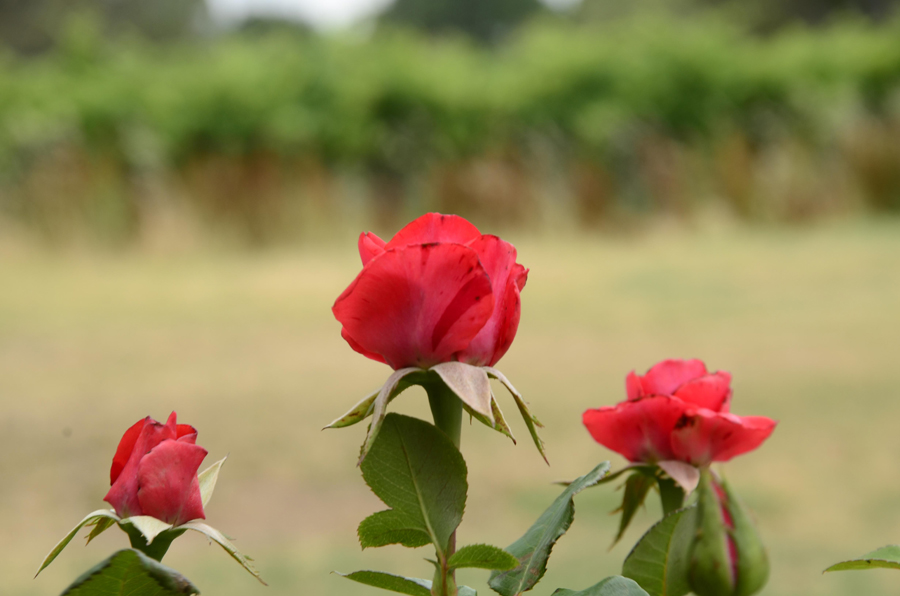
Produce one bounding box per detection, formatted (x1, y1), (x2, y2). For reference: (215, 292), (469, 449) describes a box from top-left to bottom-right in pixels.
(1, 0), (900, 245)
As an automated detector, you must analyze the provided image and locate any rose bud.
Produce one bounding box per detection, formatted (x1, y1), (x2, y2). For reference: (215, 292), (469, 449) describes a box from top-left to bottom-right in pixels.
(582, 359), (776, 466)
(689, 469), (769, 596)
(104, 412), (208, 526)
(333, 212), (528, 370)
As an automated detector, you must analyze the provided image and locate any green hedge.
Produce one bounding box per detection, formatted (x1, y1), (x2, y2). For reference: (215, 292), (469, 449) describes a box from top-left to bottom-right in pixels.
(2, 14), (900, 242)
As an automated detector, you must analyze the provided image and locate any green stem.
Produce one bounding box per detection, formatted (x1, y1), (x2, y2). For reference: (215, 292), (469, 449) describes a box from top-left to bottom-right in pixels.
(426, 381), (463, 596)
(122, 525), (183, 562)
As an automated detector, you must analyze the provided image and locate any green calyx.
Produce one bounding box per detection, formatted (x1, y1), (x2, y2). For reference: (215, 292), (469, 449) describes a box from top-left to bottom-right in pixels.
(324, 362), (546, 464)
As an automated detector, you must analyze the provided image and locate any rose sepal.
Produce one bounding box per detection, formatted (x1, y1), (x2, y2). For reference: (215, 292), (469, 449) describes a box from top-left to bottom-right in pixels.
(564, 460), (700, 545)
(325, 363), (546, 464)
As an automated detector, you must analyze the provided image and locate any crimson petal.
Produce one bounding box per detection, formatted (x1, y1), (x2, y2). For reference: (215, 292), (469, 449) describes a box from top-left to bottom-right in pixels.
(458, 235), (526, 366)
(104, 417), (176, 518)
(358, 232), (386, 266)
(583, 396), (688, 463)
(671, 410), (777, 466)
(639, 359), (708, 396)
(333, 243), (494, 370)
(384, 213), (481, 249)
(137, 439), (208, 526)
(110, 417), (148, 485)
(673, 372), (733, 413)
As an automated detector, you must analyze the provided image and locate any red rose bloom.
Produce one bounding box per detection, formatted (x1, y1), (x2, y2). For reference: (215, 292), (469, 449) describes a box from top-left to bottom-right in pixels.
(333, 213), (528, 370)
(104, 412), (208, 526)
(582, 359), (776, 466)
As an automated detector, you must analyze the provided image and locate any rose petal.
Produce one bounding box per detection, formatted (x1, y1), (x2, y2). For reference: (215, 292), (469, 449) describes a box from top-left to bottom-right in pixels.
(625, 371), (643, 401)
(340, 327), (389, 365)
(671, 410), (777, 466)
(104, 417), (177, 518)
(457, 235), (526, 366)
(639, 359), (708, 396)
(384, 212), (481, 249)
(333, 243), (494, 369)
(137, 439), (208, 526)
(358, 232), (386, 266)
(110, 417), (148, 484)
(673, 372), (733, 412)
(583, 396), (688, 463)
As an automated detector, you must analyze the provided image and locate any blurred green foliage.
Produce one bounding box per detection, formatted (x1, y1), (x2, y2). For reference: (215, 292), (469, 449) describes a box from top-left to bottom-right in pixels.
(2, 13), (900, 244)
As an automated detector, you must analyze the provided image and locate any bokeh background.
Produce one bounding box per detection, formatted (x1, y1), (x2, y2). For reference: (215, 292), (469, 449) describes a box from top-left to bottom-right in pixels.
(2, 1), (900, 595)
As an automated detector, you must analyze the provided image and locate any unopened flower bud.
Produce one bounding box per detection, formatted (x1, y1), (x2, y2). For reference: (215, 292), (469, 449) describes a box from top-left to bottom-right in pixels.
(689, 469), (769, 596)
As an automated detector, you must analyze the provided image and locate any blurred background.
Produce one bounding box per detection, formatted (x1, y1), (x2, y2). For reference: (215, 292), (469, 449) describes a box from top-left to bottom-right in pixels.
(2, 1), (900, 595)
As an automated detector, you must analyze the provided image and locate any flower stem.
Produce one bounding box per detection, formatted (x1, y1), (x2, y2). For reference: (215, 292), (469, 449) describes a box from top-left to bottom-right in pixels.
(122, 526), (184, 562)
(426, 381), (463, 596)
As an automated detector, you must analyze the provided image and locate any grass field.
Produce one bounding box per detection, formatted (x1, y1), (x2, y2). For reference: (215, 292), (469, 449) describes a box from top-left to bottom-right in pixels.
(3, 220), (900, 596)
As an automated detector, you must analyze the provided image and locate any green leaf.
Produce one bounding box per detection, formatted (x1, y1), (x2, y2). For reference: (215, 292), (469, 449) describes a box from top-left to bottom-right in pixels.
(179, 521), (266, 585)
(338, 571), (431, 596)
(358, 510), (432, 549)
(198, 456), (227, 509)
(36, 509), (121, 577)
(485, 367), (547, 463)
(360, 413), (467, 558)
(622, 507), (697, 596)
(613, 472), (656, 546)
(338, 572), (477, 596)
(656, 477), (685, 518)
(552, 575), (651, 595)
(825, 545), (900, 572)
(358, 368), (429, 464)
(449, 544), (518, 571)
(60, 549), (198, 596)
(489, 462), (611, 596)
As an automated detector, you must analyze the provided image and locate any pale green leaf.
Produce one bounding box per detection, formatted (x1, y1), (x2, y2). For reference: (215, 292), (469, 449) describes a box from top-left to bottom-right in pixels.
(489, 462), (611, 596)
(198, 456), (227, 509)
(360, 413), (467, 559)
(552, 575), (650, 595)
(36, 509), (121, 577)
(826, 545), (900, 572)
(60, 549), (198, 596)
(622, 507), (696, 596)
(180, 521), (266, 585)
(449, 544), (518, 571)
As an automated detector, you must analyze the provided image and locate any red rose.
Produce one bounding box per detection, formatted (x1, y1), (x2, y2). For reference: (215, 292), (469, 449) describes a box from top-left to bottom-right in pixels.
(582, 359), (776, 466)
(333, 213), (528, 370)
(104, 412), (208, 526)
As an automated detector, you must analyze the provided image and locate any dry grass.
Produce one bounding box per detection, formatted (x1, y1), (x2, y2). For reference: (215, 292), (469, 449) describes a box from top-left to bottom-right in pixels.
(3, 220), (900, 595)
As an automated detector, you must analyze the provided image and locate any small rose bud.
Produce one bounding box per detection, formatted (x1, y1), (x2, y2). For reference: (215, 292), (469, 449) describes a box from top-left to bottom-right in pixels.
(104, 412), (208, 526)
(689, 469), (769, 596)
